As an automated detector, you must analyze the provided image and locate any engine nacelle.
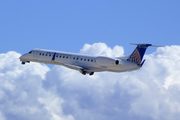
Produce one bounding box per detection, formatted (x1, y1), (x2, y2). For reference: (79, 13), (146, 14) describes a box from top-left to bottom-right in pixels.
(96, 56), (119, 66)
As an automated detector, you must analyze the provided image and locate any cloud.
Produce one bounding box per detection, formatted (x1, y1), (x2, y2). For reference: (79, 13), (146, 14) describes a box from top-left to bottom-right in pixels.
(79, 42), (124, 57)
(0, 51), (74, 120)
(0, 43), (180, 120)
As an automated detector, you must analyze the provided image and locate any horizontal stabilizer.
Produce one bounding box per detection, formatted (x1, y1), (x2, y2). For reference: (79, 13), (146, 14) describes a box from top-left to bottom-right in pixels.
(130, 43), (164, 47)
(150, 45), (164, 47)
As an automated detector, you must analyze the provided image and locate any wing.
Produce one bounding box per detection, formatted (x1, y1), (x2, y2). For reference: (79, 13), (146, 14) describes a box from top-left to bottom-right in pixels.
(63, 63), (90, 74)
(63, 63), (84, 71)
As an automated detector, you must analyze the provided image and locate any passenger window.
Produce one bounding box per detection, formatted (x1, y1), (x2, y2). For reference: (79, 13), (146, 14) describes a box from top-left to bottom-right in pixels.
(39, 53), (41, 55)
(46, 54), (47, 56)
(73, 57), (75, 60)
(66, 56), (68, 59)
(42, 53), (44, 56)
(56, 55), (58, 57)
(63, 56), (65, 58)
(80, 58), (82, 60)
(91, 60), (93, 62)
(84, 59), (86, 61)
(49, 54), (51, 57)
(88, 59), (89, 61)
(77, 58), (79, 60)
(59, 56), (61, 58)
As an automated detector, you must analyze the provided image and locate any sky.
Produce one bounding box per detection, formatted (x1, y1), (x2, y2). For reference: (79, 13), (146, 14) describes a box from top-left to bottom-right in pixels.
(0, 1), (180, 120)
(1, 1), (180, 54)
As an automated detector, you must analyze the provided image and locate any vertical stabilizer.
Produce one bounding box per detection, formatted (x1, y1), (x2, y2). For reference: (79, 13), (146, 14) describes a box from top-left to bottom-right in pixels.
(127, 44), (155, 66)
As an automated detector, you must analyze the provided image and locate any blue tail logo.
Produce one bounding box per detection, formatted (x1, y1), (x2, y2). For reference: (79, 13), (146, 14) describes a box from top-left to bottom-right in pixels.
(127, 48), (141, 64)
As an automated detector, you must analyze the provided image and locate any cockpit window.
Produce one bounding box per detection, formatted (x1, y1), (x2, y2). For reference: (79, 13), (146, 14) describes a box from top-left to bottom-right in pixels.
(28, 51), (32, 54)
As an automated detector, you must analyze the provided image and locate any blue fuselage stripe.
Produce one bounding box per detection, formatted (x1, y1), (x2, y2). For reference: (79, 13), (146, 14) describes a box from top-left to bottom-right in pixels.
(52, 52), (56, 61)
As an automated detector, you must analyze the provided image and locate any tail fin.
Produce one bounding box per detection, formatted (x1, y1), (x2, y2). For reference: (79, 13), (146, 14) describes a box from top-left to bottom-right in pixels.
(127, 43), (163, 66)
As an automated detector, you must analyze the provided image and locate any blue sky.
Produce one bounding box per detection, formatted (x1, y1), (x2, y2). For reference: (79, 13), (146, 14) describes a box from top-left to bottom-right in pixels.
(1, 1), (180, 55)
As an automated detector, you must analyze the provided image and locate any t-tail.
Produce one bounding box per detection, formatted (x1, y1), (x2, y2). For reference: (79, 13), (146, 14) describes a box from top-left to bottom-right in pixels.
(127, 43), (163, 67)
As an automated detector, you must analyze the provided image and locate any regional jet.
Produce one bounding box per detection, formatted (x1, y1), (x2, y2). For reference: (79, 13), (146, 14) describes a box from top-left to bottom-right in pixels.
(19, 44), (161, 75)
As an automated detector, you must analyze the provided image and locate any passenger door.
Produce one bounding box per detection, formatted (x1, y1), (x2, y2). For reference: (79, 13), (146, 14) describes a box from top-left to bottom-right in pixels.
(33, 51), (37, 60)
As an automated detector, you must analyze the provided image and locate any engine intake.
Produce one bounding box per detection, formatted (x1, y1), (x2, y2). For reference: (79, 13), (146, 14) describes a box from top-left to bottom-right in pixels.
(115, 60), (119, 65)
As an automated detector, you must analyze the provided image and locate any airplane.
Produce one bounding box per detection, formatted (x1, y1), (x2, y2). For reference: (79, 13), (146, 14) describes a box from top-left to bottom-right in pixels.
(19, 43), (162, 75)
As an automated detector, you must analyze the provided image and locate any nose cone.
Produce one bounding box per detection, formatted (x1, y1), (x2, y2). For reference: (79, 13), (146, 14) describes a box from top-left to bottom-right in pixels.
(19, 55), (24, 60)
(19, 54), (28, 60)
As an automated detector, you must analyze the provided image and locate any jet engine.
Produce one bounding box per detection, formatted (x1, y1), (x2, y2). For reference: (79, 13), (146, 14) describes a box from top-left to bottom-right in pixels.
(96, 56), (119, 66)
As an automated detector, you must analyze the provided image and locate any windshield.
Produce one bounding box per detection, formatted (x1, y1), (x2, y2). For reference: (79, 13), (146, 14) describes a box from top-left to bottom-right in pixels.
(28, 51), (32, 54)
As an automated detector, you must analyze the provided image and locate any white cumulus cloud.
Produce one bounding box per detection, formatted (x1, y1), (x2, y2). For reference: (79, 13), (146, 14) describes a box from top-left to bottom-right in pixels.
(79, 42), (124, 57)
(0, 51), (74, 120)
(0, 43), (180, 120)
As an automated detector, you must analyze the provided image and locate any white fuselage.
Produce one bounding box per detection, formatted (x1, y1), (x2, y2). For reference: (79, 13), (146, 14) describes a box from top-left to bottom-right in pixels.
(20, 49), (140, 75)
